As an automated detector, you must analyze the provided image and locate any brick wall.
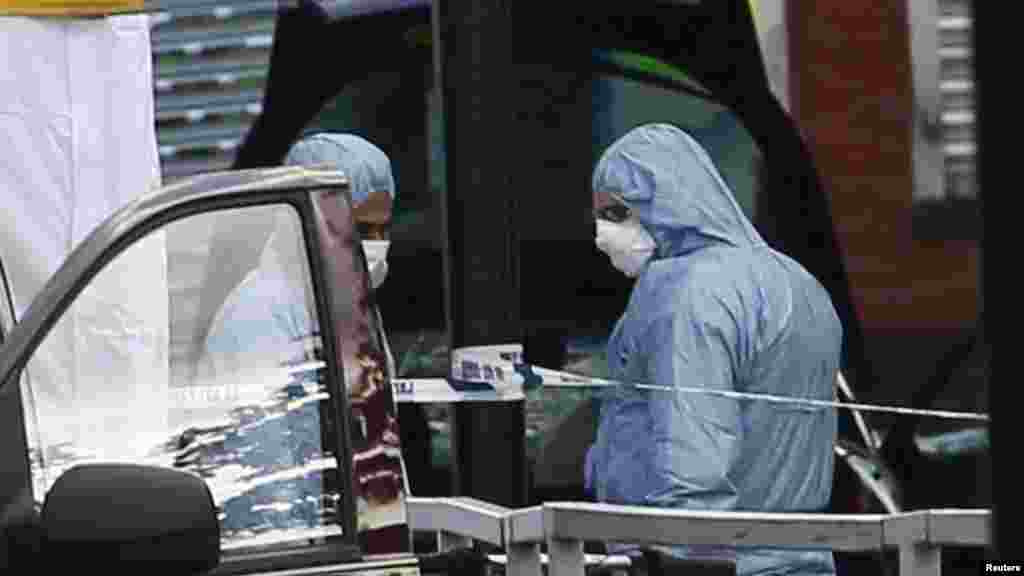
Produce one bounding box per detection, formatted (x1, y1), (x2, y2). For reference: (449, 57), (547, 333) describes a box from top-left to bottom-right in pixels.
(788, 1), (980, 404)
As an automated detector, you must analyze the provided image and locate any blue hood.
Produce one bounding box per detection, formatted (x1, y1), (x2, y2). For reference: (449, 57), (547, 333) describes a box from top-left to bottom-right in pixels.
(592, 123), (764, 260)
(285, 133), (396, 205)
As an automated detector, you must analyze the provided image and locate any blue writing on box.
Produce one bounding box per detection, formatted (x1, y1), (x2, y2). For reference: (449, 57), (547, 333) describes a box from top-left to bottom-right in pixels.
(462, 361), (481, 381)
(393, 380), (415, 395)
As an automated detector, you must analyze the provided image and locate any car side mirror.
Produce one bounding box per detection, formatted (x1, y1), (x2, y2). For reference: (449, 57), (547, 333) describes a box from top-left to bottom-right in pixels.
(41, 463), (220, 574)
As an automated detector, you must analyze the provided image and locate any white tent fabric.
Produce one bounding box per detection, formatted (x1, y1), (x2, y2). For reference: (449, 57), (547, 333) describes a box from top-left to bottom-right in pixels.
(0, 15), (169, 471)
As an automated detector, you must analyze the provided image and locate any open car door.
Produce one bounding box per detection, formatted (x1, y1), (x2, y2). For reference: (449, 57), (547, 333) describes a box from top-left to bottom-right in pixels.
(1, 169), (418, 573)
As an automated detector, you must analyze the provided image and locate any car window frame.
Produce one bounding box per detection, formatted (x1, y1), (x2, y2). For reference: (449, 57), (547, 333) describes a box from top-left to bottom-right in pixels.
(0, 178), (368, 571)
(0, 253), (13, 346)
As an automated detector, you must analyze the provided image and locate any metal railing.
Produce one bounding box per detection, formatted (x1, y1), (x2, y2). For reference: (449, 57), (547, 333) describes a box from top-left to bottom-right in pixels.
(406, 497), (990, 575)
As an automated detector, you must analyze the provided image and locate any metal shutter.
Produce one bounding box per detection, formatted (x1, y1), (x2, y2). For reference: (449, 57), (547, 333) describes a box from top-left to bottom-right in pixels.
(938, 0), (975, 200)
(908, 0), (976, 202)
(150, 0), (276, 183)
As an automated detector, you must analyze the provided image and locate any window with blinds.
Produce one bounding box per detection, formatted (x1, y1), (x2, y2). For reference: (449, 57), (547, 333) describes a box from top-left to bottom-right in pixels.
(149, 0), (276, 183)
(909, 0), (976, 203)
(939, 0), (975, 200)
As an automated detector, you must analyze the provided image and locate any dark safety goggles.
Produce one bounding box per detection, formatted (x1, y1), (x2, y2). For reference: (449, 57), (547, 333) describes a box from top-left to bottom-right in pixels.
(593, 202), (632, 223)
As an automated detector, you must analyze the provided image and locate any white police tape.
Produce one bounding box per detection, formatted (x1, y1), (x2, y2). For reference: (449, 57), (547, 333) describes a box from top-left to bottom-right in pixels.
(164, 343), (988, 421)
(393, 344), (991, 423)
(522, 364), (990, 422)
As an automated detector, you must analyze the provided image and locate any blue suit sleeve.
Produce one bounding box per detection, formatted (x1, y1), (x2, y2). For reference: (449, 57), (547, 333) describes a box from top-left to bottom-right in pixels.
(642, 286), (743, 511)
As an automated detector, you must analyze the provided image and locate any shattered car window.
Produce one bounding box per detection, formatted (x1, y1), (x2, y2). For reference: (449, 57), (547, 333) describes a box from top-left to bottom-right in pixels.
(20, 203), (349, 551)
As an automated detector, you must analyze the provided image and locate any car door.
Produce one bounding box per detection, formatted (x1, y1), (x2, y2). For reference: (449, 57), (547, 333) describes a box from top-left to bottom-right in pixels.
(0, 168), (416, 574)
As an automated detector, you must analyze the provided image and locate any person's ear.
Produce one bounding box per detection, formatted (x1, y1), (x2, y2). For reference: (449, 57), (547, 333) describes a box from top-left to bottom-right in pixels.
(352, 190), (392, 225)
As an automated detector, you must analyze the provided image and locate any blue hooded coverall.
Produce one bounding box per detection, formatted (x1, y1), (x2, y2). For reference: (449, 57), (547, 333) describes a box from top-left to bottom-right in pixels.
(585, 124), (841, 575)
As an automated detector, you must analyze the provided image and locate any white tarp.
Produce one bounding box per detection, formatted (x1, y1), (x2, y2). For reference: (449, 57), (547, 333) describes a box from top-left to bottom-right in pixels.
(0, 15), (170, 469)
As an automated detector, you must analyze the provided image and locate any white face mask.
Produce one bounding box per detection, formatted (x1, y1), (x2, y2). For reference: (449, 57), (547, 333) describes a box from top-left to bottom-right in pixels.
(595, 219), (656, 278)
(362, 240), (390, 289)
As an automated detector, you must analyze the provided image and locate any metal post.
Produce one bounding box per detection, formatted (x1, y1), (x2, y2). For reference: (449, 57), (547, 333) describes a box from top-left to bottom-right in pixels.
(433, 0), (591, 510)
(507, 543), (542, 576)
(547, 538), (585, 576)
(433, 0), (527, 508)
(438, 531), (473, 553)
(899, 543), (941, 576)
(972, 0), (1007, 556)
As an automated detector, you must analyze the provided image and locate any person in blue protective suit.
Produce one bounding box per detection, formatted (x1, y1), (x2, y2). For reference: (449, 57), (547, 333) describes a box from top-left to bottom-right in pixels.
(283, 132), (395, 292)
(585, 123), (841, 576)
(200, 133), (397, 382)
